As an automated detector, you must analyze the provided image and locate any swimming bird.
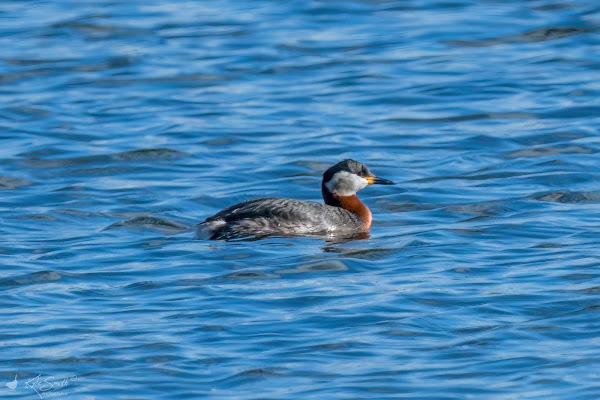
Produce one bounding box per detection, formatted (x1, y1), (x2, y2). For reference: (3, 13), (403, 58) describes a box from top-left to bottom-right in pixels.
(197, 159), (394, 240)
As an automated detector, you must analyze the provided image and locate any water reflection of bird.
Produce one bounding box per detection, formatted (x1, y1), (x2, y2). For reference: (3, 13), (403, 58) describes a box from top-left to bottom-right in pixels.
(197, 159), (394, 240)
(6, 374), (17, 390)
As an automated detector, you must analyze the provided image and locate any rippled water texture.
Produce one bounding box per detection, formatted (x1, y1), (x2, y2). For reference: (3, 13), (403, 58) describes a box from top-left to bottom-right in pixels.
(2, 0), (600, 398)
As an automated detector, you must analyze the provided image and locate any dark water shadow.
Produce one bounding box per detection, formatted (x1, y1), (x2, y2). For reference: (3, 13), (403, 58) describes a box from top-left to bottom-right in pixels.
(105, 216), (191, 233)
(447, 26), (594, 47)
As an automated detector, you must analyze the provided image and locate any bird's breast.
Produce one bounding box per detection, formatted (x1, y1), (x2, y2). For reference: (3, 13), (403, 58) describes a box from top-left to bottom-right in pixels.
(333, 194), (372, 230)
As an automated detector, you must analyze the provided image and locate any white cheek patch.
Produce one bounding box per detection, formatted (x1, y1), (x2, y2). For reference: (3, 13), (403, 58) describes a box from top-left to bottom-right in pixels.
(325, 171), (369, 196)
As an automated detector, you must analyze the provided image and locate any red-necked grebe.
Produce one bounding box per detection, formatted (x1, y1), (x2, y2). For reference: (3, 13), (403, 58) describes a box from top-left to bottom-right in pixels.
(197, 159), (394, 240)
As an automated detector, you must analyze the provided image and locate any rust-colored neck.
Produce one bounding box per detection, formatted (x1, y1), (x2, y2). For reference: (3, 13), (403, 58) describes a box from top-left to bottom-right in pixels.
(322, 188), (372, 230)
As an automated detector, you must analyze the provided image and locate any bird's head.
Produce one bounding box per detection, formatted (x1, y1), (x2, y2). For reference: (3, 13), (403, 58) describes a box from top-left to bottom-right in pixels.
(322, 159), (394, 201)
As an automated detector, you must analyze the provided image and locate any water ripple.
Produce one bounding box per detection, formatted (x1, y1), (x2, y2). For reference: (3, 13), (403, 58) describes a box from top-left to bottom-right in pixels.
(1, 0), (600, 399)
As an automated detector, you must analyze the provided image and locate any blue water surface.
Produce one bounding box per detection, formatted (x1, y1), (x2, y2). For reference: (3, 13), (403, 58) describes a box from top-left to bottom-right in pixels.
(2, 0), (600, 398)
